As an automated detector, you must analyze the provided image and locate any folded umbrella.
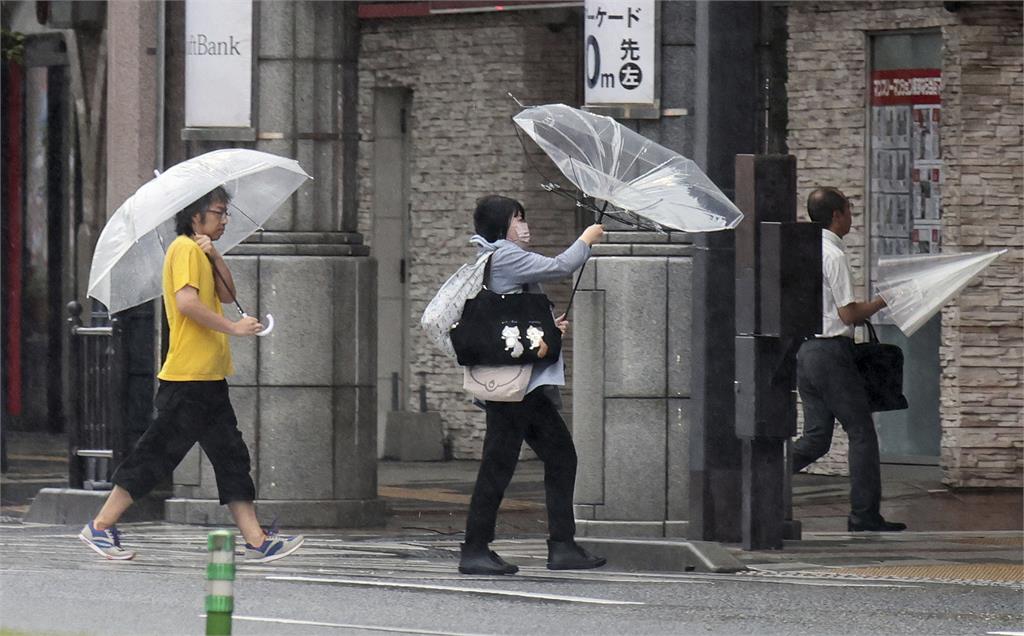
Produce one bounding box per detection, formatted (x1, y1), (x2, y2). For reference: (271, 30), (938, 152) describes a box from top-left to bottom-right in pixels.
(875, 249), (1007, 336)
(87, 149), (311, 327)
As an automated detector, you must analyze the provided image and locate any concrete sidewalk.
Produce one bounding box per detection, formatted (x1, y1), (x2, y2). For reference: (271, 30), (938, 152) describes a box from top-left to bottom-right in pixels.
(373, 460), (1023, 585)
(375, 459), (1024, 533)
(3, 432), (1021, 585)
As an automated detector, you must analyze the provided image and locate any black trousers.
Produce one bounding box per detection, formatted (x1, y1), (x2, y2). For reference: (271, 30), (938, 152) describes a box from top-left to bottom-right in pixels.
(112, 380), (256, 505)
(793, 337), (882, 524)
(464, 388), (578, 545)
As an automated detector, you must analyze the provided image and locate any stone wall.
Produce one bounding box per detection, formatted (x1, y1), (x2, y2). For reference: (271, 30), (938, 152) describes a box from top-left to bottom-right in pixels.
(938, 2), (1023, 487)
(787, 1), (1022, 487)
(358, 11), (582, 458)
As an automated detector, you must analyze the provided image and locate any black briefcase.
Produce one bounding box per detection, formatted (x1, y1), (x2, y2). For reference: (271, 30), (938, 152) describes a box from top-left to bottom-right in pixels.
(450, 288), (561, 367)
(853, 321), (909, 412)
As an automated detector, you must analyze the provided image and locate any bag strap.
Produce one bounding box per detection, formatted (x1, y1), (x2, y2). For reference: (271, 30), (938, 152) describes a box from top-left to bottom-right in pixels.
(862, 320), (879, 344)
(482, 250), (526, 294)
(482, 252), (494, 290)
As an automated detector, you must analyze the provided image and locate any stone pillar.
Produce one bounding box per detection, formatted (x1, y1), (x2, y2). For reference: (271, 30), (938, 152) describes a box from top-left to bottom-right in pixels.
(572, 232), (695, 537)
(104, 1), (160, 451)
(165, 2), (383, 527)
(106, 1), (159, 217)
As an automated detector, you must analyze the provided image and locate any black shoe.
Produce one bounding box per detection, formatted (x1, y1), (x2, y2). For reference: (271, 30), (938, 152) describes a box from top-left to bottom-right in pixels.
(546, 540), (607, 570)
(847, 517), (907, 532)
(458, 543), (518, 575)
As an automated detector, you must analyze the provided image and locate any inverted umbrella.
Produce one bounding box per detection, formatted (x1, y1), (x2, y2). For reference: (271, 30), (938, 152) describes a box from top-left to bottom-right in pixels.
(512, 102), (744, 233)
(87, 149), (311, 329)
(875, 249), (1007, 336)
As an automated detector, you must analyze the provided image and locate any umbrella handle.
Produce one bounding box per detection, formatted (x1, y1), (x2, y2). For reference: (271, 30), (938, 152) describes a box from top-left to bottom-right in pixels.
(242, 312), (275, 337)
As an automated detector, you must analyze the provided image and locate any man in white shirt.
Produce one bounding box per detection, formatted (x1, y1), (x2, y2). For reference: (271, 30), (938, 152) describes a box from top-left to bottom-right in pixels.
(792, 187), (906, 532)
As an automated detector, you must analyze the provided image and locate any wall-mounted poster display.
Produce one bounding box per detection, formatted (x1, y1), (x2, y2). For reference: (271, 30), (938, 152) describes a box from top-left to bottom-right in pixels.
(913, 105), (941, 162)
(912, 166), (942, 221)
(869, 67), (943, 297)
(911, 223), (942, 254)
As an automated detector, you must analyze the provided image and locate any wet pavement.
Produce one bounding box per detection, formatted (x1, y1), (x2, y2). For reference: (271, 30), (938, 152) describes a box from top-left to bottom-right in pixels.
(2, 431), (1022, 588)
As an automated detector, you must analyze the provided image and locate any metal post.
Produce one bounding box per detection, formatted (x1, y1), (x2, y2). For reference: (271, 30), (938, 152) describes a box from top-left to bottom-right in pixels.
(417, 371), (428, 413)
(783, 438), (801, 539)
(689, 230), (742, 543)
(205, 530), (235, 635)
(733, 154), (818, 549)
(67, 301), (84, 489)
(109, 315), (127, 472)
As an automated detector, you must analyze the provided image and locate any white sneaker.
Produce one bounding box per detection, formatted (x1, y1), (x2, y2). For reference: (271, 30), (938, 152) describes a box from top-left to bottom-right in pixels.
(78, 521), (135, 560)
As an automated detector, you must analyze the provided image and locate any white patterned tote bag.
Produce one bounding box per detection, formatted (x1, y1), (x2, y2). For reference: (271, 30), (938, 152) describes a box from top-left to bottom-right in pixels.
(420, 252), (491, 358)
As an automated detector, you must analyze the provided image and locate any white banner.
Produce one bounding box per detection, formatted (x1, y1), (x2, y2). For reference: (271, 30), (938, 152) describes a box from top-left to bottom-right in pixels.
(185, 0), (253, 128)
(584, 0), (656, 106)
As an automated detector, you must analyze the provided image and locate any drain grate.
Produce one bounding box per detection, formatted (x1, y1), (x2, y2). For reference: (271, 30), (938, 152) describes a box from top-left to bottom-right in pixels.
(830, 563), (1023, 583)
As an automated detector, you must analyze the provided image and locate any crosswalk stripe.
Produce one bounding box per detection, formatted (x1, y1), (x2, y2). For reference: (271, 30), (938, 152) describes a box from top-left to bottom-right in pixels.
(266, 575), (646, 605)
(212, 614), (488, 635)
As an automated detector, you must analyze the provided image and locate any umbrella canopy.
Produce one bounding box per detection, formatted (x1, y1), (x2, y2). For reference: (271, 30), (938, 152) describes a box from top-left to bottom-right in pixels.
(513, 103), (743, 233)
(88, 149), (311, 314)
(875, 249), (1007, 336)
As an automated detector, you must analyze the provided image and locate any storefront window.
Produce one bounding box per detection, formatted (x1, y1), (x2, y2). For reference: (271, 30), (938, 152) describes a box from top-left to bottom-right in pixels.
(868, 32), (943, 463)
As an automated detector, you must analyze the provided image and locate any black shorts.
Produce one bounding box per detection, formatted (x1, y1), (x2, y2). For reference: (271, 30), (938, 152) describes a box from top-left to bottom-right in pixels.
(111, 380), (255, 505)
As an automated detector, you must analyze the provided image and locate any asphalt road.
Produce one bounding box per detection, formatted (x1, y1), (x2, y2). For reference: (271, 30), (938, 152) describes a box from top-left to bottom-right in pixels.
(1, 524), (1021, 635)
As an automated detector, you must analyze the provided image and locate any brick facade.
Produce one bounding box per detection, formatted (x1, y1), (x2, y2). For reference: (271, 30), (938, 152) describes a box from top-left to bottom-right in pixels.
(787, 1), (1023, 486)
(358, 11), (582, 458)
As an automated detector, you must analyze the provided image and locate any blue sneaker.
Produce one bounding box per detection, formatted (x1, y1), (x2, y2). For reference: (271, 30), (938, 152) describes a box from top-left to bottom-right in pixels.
(78, 521), (135, 560)
(244, 521), (304, 564)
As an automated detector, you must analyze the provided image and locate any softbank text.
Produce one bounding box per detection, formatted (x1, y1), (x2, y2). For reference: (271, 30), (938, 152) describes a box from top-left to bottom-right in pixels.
(187, 34), (243, 56)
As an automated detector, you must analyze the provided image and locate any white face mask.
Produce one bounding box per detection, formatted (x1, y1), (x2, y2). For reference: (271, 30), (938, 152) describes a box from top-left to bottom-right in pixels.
(508, 217), (531, 247)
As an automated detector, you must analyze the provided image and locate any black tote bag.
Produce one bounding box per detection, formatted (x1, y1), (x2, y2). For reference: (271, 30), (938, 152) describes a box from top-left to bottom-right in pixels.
(853, 321), (909, 412)
(450, 288), (562, 367)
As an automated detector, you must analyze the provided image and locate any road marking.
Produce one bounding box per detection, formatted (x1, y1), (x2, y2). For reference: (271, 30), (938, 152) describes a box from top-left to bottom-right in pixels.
(266, 575), (645, 605)
(987, 632), (1024, 635)
(733, 577), (921, 589)
(207, 614), (486, 635)
(495, 568), (917, 588)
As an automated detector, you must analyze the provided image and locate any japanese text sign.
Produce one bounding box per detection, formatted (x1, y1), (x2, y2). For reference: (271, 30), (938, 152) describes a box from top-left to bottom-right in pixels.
(584, 0), (656, 107)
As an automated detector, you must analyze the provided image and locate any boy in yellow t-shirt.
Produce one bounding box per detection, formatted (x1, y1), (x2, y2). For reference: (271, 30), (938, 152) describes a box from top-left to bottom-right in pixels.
(79, 186), (304, 563)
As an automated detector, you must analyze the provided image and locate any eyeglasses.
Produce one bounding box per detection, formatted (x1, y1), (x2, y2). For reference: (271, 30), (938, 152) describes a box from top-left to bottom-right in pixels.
(206, 209), (232, 219)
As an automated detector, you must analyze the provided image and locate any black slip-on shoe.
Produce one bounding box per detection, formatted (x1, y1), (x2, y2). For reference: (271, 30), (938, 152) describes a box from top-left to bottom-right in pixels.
(546, 539), (607, 570)
(847, 517), (907, 532)
(458, 543), (518, 575)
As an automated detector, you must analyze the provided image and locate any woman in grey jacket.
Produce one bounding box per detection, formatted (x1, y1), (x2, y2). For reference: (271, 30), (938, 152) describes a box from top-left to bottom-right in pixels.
(459, 195), (607, 576)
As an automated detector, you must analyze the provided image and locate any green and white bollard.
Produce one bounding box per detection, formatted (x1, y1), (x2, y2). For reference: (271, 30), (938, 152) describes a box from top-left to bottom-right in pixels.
(205, 530), (235, 636)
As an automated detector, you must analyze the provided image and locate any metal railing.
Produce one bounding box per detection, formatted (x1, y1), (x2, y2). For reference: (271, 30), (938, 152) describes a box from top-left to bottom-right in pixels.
(66, 300), (127, 490)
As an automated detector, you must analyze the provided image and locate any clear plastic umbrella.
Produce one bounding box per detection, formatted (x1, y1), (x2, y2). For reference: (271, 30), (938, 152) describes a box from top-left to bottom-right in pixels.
(876, 249), (1007, 336)
(87, 149), (311, 319)
(513, 103), (743, 233)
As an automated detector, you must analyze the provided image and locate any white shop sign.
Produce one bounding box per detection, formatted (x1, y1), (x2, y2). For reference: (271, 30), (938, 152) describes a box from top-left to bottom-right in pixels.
(584, 0), (656, 107)
(185, 0), (253, 128)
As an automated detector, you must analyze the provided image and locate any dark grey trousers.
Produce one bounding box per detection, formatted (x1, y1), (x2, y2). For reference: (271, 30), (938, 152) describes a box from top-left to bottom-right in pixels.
(793, 337), (882, 524)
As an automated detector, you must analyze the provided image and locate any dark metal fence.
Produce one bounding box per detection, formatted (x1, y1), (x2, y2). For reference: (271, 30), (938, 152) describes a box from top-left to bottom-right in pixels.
(66, 300), (127, 490)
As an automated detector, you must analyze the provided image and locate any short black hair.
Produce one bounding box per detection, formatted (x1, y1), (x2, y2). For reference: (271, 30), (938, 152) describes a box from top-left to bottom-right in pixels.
(175, 186), (231, 236)
(473, 195), (525, 243)
(806, 187), (848, 228)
